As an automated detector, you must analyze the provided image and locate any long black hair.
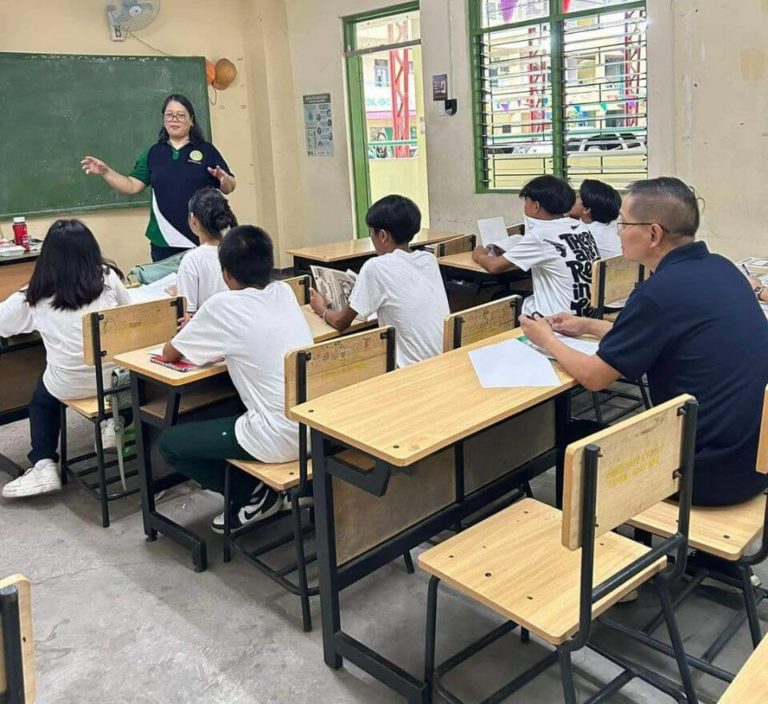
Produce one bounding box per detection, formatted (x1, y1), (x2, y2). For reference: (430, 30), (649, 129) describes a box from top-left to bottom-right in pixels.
(188, 187), (238, 241)
(157, 94), (206, 145)
(26, 220), (115, 311)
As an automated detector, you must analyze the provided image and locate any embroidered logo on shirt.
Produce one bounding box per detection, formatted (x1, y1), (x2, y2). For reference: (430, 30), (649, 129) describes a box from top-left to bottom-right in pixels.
(189, 150), (204, 163)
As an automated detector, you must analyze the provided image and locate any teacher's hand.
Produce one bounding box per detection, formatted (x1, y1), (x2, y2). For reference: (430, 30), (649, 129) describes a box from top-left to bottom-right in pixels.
(81, 156), (110, 176)
(207, 165), (236, 194)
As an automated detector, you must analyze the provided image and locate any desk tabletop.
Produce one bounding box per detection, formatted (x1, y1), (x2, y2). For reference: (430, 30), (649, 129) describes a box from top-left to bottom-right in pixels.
(437, 251), (487, 273)
(719, 631), (768, 703)
(290, 328), (576, 466)
(114, 308), (374, 386)
(286, 229), (461, 263)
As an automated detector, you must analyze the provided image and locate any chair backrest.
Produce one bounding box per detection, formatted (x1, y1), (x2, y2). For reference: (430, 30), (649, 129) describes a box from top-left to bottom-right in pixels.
(756, 385), (768, 475)
(562, 395), (697, 550)
(283, 275), (310, 305)
(442, 295), (521, 352)
(82, 297), (185, 366)
(284, 326), (395, 412)
(0, 574), (35, 703)
(590, 255), (645, 317)
(432, 235), (475, 258)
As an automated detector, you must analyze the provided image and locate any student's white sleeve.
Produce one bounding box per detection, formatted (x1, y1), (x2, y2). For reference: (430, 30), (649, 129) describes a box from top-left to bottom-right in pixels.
(176, 255), (199, 312)
(108, 270), (133, 306)
(502, 232), (549, 272)
(348, 261), (385, 319)
(0, 292), (35, 337)
(170, 299), (227, 365)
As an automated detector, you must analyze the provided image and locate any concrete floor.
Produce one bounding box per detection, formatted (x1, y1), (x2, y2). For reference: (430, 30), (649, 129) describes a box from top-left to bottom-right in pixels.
(1, 405), (765, 704)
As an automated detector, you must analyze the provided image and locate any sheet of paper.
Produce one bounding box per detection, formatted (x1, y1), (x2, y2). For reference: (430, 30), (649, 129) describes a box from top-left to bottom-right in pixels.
(477, 217), (508, 247)
(469, 339), (561, 388)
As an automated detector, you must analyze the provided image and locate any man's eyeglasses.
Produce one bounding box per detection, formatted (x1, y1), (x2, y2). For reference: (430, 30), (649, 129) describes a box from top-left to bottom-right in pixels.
(163, 112), (189, 122)
(617, 220), (669, 233)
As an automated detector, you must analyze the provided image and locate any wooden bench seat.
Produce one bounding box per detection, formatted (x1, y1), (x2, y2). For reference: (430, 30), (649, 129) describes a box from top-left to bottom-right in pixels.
(228, 449), (373, 492)
(419, 498), (666, 645)
(629, 493), (766, 561)
(719, 632), (768, 703)
(64, 396), (106, 419)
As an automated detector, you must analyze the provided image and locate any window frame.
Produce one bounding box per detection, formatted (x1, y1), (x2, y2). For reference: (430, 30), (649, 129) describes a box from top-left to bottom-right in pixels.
(469, 0), (647, 194)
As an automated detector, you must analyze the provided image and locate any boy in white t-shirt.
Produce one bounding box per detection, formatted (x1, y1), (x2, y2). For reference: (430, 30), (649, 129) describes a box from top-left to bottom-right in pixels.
(158, 226), (313, 531)
(472, 175), (600, 317)
(308, 194), (449, 368)
(570, 179), (622, 259)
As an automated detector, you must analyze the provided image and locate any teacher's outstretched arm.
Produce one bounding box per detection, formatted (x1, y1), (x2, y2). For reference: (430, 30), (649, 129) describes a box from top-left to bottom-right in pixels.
(81, 156), (146, 195)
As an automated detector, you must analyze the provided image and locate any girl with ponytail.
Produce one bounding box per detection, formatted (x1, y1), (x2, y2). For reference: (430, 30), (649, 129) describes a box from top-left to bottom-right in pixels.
(177, 187), (238, 313)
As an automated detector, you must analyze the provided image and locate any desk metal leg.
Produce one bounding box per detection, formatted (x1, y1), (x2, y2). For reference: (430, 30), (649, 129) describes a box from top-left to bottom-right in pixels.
(131, 373), (156, 540)
(312, 430), (343, 669)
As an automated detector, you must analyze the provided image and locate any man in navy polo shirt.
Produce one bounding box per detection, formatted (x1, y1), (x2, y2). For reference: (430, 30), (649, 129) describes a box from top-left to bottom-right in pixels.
(520, 177), (768, 507)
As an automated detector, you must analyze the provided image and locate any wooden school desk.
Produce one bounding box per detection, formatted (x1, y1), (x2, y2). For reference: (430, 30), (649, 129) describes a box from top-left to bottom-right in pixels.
(0, 252), (45, 430)
(289, 328), (577, 702)
(287, 229), (461, 276)
(437, 250), (528, 296)
(113, 308), (377, 571)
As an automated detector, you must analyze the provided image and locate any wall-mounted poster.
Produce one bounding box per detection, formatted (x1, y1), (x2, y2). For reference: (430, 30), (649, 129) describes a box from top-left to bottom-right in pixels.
(303, 93), (334, 157)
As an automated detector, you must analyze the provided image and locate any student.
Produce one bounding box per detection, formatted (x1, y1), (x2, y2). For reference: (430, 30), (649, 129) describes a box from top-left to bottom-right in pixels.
(472, 175), (600, 317)
(308, 194), (449, 368)
(176, 187), (237, 314)
(519, 177), (768, 508)
(158, 226), (313, 531)
(0, 220), (132, 499)
(570, 179), (622, 258)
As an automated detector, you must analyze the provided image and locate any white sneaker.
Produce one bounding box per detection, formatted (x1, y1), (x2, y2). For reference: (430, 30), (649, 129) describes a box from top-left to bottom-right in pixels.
(2, 460), (61, 498)
(99, 418), (118, 453)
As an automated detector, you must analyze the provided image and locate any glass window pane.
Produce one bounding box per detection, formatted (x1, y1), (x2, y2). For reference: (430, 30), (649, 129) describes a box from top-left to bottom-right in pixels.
(564, 0), (637, 13)
(479, 22), (554, 189)
(355, 10), (420, 50)
(481, 0), (549, 29)
(563, 8), (647, 189)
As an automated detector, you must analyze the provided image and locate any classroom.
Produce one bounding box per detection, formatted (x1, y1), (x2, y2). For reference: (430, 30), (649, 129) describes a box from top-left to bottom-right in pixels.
(1, 1), (768, 702)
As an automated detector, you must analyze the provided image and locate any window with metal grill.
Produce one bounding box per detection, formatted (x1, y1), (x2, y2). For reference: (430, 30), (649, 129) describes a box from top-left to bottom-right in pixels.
(471, 0), (647, 192)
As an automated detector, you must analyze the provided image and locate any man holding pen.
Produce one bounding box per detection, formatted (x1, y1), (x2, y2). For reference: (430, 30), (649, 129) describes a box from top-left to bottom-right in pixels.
(520, 177), (768, 508)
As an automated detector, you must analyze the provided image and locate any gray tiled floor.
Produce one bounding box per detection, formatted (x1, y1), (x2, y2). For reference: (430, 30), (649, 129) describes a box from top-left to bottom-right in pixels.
(1, 408), (764, 703)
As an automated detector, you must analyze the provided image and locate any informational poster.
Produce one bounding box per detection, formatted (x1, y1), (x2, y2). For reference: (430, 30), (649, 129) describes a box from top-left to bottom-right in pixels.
(303, 93), (334, 157)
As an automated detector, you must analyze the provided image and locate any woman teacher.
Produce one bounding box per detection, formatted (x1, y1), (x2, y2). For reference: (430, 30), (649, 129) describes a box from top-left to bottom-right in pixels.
(81, 94), (235, 262)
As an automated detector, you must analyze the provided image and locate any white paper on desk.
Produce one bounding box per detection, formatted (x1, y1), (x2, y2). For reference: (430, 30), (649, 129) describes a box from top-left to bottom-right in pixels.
(469, 339), (560, 388)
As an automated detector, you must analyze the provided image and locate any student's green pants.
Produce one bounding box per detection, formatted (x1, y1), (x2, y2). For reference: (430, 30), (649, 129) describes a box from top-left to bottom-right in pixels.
(158, 416), (262, 508)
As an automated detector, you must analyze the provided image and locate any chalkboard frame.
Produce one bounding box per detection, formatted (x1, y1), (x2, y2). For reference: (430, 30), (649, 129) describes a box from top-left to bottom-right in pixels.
(0, 52), (211, 218)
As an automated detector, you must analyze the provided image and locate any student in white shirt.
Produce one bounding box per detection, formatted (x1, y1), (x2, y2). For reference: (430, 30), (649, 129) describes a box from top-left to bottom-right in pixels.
(308, 194), (449, 367)
(176, 187), (236, 313)
(570, 179), (622, 259)
(472, 175), (600, 317)
(0, 220), (132, 499)
(158, 226), (313, 531)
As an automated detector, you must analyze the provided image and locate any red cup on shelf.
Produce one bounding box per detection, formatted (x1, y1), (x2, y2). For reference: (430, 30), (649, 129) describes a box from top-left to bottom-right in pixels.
(12, 217), (29, 251)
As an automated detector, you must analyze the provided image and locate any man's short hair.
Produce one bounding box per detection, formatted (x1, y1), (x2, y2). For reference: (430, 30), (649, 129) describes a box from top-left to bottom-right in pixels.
(365, 194), (422, 244)
(219, 225), (274, 288)
(579, 179), (621, 223)
(626, 177), (700, 239)
(520, 175), (576, 216)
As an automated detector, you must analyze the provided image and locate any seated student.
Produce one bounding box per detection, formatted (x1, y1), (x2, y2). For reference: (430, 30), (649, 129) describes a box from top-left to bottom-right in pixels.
(570, 179), (622, 259)
(0, 220), (132, 499)
(158, 226), (313, 531)
(308, 194), (449, 368)
(472, 175), (600, 317)
(177, 187), (237, 314)
(520, 177), (768, 508)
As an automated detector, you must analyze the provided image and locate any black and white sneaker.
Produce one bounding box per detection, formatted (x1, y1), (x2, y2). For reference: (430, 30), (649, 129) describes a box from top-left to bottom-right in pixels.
(210, 483), (287, 534)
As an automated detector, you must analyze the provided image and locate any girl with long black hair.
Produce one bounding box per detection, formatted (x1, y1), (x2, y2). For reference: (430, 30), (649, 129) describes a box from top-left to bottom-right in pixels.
(0, 220), (131, 499)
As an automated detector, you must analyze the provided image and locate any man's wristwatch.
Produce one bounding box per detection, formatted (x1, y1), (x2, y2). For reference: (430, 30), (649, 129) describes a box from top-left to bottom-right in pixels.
(754, 284), (765, 300)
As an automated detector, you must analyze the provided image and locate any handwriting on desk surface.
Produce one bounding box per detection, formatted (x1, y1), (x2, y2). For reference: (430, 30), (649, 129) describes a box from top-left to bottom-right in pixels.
(606, 446), (662, 488)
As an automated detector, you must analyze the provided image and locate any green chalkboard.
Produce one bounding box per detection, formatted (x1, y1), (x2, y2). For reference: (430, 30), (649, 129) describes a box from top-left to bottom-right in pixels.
(0, 52), (211, 218)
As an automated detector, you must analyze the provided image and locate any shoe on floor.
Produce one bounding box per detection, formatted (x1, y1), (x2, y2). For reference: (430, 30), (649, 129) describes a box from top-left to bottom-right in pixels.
(99, 418), (119, 453)
(618, 589), (639, 604)
(2, 460), (61, 498)
(211, 483), (287, 534)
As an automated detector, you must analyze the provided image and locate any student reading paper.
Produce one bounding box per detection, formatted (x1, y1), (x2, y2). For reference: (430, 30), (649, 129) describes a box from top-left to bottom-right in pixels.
(309, 194), (449, 367)
(472, 175), (600, 317)
(158, 226), (313, 531)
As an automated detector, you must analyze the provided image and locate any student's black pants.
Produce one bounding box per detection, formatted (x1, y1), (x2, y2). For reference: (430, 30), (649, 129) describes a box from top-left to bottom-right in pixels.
(158, 416), (263, 509)
(28, 376), (62, 465)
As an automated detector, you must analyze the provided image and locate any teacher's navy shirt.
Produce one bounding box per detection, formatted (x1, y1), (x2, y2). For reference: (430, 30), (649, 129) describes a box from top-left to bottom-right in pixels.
(597, 241), (768, 505)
